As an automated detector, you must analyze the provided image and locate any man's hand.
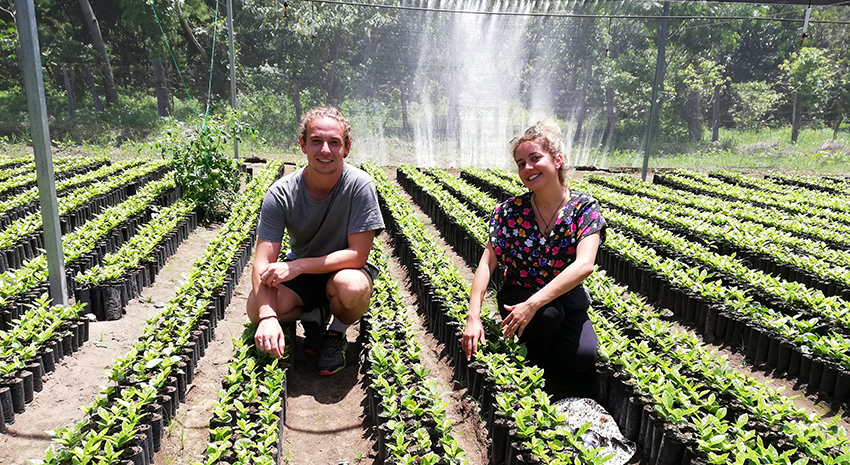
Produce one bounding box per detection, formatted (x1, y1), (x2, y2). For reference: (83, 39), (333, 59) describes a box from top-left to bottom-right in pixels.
(254, 317), (286, 359)
(462, 316), (486, 361)
(259, 261), (300, 287)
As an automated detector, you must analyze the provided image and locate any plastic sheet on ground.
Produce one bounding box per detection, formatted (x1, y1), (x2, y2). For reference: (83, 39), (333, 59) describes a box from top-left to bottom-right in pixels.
(554, 397), (636, 465)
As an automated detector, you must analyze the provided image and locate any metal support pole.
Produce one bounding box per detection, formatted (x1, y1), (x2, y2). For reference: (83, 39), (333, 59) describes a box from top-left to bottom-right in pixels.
(16, 0), (68, 305)
(227, 0), (239, 159)
(641, 1), (670, 182)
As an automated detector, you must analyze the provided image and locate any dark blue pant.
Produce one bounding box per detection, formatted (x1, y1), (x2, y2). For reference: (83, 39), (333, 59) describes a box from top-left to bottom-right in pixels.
(497, 284), (598, 397)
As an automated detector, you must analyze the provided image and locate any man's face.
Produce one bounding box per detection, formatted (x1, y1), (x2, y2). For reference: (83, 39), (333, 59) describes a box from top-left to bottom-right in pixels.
(300, 116), (351, 176)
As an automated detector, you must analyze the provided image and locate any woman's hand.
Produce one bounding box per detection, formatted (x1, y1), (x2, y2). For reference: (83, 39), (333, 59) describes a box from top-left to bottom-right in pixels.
(500, 301), (538, 339)
(254, 317), (286, 359)
(462, 317), (486, 361)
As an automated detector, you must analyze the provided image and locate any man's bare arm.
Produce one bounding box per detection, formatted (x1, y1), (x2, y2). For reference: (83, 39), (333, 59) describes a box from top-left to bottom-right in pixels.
(253, 239), (283, 319)
(259, 230), (376, 286)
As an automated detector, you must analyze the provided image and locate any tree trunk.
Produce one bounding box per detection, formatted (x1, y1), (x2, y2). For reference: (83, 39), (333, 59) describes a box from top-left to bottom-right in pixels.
(791, 91), (802, 143)
(573, 58), (592, 143)
(327, 41), (340, 106)
(604, 86), (616, 145)
(712, 84), (721, 142)
(686, 89), (701, 141)
(834, 86), (845, 140)
(61, 63), (75, 118)
(78, 0), (118, 105)
(400, 82), (410, 136)
(293, 80), (303, 127)
(84, 65), (105, 112)
(175, 1), (207, 60)
(152, 58), (171, 116)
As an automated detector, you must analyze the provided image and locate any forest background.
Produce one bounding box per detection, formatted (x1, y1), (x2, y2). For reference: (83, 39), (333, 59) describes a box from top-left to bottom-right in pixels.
(1, 0), (849, 171)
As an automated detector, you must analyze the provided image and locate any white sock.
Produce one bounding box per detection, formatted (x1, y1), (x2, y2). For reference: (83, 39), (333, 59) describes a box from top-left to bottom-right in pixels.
(328, 317), (350, 334)
(301, 308), (323, 325)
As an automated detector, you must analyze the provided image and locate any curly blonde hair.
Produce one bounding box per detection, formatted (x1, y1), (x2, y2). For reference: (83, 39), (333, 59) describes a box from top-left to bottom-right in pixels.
(298, 105), (352, 146)
(509, 121), (570, 185)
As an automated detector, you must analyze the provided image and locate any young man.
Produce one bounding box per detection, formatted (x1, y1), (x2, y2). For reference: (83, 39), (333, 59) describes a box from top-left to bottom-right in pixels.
(247, 106), (384, 375)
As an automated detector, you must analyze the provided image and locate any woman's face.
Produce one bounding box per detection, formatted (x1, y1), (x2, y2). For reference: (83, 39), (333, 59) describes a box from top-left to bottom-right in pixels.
(514, 139), (562, 189)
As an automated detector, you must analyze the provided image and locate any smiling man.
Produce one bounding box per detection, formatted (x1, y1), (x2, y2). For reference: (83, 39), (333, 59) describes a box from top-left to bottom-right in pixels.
(247, 106), (384, 375)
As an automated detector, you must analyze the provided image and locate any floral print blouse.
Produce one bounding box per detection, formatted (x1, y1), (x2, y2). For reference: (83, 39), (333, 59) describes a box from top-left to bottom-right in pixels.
(489, 190), (607, 289)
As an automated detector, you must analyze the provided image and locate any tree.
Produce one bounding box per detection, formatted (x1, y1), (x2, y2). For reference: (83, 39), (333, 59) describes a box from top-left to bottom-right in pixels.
(780, 47), (837, 143)
(78, 0), (118, 105)
(731, 81), (782, 130)
(682, 57), (726, 142)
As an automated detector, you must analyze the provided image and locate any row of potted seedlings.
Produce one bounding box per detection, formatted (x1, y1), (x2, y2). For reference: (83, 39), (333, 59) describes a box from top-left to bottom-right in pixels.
(0, 159), (170, 271)
(0, 174), (180, 330)
(0, 158), (39, 183)
(577, 178), (850, 334)
(194, 330), (287, 465)
(34, 160), (283, 464)
(588, 173), (850, 253)
(595, 212), (850, 404)
(652, 170), (850, 257)
(584, 271), (848, 465)
(0, 297), (88, 427)
(708, 170), (850, 216)
(425, 167), (850, 463)
(0, 158), (146, 228)
(195, 228), (294, 465)
(0, 155), (110, 200)
(73, 197), (198, 320)
(765, 172), (850, 196)
(395, 165), (488, 269)
(583, 175), (850, 296)
(362, 163), (603, 465)
(362, 239), (469, 464)
(658, 169), (850, 225)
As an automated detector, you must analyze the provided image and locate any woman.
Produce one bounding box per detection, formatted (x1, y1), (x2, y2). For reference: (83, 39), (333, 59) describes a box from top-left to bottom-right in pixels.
(462, 121), (606, 396)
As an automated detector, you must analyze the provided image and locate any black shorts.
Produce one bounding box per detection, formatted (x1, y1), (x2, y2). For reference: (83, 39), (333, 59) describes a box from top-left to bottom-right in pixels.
(281, 263), (379, 311)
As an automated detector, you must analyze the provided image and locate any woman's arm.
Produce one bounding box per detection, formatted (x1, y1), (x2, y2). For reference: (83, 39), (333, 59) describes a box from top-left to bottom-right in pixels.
(501, 232), (601, 339)
(462, 243), (498, 360)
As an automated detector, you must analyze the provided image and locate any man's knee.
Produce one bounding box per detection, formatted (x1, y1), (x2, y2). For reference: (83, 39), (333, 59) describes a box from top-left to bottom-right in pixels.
(328, 268), (372, 309)
(247, 287), (303, 323)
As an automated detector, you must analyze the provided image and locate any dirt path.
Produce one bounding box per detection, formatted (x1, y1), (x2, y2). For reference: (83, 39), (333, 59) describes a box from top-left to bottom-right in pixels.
(279, 319), (373, 465)
(153, 248), (256, 464)
(0, 225), (221, 465)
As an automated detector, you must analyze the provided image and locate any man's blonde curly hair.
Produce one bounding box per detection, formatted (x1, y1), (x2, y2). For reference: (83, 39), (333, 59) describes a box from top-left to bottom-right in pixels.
(299, 105), (352, 146)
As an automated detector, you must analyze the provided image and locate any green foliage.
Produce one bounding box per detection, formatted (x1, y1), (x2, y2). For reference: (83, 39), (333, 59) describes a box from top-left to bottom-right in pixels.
(780, 47), (839, 121)
(683, 57), (727, 96)
(153, 111), (257, 223)
(731, 81), (783, 129)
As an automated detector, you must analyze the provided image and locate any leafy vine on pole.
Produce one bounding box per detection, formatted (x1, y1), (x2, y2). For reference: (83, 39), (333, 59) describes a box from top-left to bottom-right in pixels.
(152, 110), (259, 223)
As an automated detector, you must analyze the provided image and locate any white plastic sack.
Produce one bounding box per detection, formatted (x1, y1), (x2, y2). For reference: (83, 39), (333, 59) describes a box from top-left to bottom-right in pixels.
(554, 397), (636, 465)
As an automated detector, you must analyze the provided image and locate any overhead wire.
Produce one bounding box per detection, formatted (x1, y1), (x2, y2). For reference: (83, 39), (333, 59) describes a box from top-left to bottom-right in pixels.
(295, 0), (850, 25)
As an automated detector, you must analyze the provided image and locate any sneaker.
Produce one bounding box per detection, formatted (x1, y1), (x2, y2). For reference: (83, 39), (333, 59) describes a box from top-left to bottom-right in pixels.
(317, 330), (347, 376)
(301, 305), (330, 356)
(302, 320), (324, 355)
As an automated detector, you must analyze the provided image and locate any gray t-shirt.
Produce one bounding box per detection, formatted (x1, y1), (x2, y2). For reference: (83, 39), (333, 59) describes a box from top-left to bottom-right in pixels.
(257, 163), (384, 261)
